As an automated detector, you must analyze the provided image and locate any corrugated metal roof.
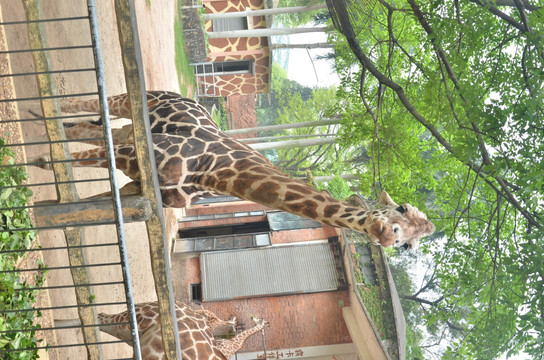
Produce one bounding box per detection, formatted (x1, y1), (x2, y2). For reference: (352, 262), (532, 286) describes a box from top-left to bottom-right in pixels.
(201, 243), (339, 301)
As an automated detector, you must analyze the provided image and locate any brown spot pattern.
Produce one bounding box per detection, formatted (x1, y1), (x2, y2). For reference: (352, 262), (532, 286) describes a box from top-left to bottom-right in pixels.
(285, 191), (303, 201)
(161, 157), (183, 185)
(323, 204), (341, 218)
(286, 183), (312, 194)
(302, 200), (318, 219)
(251, 182), (280, 204)
(313, 194), (326, 202)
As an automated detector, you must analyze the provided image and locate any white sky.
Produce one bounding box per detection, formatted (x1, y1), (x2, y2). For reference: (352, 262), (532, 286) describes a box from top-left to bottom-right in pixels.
(286, 31), (340, 88)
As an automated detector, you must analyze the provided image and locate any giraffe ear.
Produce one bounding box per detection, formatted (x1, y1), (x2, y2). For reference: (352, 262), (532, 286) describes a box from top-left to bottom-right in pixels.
(379, 190), (399, 207)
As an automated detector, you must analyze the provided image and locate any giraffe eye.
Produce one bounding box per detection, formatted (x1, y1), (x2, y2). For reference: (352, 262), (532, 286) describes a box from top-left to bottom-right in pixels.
(396, 206), (406, 214)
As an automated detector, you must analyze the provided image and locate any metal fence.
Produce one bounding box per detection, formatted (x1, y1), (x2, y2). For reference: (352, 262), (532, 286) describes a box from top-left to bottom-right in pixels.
(1, 0), (180, 359)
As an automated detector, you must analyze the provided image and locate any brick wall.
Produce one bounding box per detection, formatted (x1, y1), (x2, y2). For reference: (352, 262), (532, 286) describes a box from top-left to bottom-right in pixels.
(181, 200), (341, 243)
(171, 246), (352, 354)
(271, 227), (340, 244)
(201, 291), (353, 352)
(186, 200), (269, 216)
(178, 214), (268, 231)
(172, 200), (353, 353)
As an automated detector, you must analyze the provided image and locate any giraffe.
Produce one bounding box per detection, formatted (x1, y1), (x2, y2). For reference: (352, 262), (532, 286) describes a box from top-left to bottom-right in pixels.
(96, 301), (267, 360)
(195, 307), (236, 332)
(31, 91), (435, 248)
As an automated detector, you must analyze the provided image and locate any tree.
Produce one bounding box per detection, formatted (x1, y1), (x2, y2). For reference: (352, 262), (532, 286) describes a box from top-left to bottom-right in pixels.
(257, 64), (314, 127)
(276, 0), (329, 27)
(328, 0), (544, 358)
(248, 136), (337, 151)
(254, 64), (366, 196)
(270, 42), (333, 50)
(224, 117), (340, 136)
(201, 4), (327, 20)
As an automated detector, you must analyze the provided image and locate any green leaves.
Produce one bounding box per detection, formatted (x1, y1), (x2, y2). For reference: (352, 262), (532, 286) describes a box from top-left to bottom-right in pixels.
(1, 138), (44, 360)
(328, 0), (544, 358)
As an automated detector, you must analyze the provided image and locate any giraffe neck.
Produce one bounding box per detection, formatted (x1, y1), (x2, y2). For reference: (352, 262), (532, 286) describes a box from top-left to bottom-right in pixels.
(97, 303), (159, 343)
(212, 167), (372, 233)
(98, 312), (133, 342)
(217, 321), (266, 359)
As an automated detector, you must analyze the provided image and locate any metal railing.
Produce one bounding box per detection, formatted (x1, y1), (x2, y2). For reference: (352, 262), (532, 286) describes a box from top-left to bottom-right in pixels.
(0, 0), (180, 359)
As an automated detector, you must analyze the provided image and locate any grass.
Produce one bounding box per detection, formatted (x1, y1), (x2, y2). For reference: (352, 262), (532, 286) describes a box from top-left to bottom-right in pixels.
(352, 260), (389, 338)
(211, 98), (229, 131)
(351, 244), (396, 340)
(0, 138), (46, 359)
(174, 0), (197, 97)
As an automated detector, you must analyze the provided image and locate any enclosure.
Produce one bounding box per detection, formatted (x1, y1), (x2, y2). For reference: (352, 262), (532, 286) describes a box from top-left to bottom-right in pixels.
(1, 0), (183, 358)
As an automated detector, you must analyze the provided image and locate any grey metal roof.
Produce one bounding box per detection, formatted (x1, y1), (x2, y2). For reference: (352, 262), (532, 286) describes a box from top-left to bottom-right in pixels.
(201, 243), (339, 301)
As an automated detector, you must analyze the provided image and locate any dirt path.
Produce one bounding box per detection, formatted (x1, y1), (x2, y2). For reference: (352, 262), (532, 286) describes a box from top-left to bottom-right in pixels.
(1, 0), (183, 358)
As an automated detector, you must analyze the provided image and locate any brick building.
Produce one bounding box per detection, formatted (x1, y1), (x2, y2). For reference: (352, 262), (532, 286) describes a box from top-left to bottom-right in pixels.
(171, 196), (402, 360)
(194, 0), (272, 97)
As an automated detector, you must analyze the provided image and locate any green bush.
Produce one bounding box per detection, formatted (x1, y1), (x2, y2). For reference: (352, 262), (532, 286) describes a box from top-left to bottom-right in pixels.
(1, 138), (46, 359)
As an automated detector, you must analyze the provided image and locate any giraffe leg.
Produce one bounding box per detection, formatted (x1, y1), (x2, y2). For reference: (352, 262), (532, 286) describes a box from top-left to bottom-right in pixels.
(215, 316), (268, 359)
(60, 93), (133, 118)
(57, 92), (166, 145)
(70, 145), (140, 181)
(60, 92), (165, 118)
(29, 145), (140, 182)
(97, 312), (135, 344)
(64, 121), (134, 146)
(90, 181), (142, 199)
(59, 94), (134, 146)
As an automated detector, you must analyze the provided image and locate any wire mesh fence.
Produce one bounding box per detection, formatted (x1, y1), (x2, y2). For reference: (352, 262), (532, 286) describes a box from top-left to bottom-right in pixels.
(0, 0), (179, 359)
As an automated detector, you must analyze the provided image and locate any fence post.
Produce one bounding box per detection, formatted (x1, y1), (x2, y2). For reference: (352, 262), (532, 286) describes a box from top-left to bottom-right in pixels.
(113, 0), (182, 358)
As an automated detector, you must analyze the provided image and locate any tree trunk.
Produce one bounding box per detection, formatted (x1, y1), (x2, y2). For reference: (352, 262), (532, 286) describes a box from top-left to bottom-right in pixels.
(238, 133), (335, 143)
(249, 136), (336, 151)
(207, 26), (330, 39)
(270, 42), (333, 50)
(224, 117), (341, 135)
(202, 4), (328, 20)
(313, 174), (359, 182)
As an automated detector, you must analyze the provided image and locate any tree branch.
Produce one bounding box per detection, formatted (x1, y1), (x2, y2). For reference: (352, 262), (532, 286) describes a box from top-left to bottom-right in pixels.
(407, 0), (539, 228)
(495, 0), (540, 11)
(468, 0), (526, 32)
(329, 0), (541, 229)
(403, 294), (444, 307)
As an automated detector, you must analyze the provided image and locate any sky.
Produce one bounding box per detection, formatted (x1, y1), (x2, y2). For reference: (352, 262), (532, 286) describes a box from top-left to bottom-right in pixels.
(281, 31), (340, 88)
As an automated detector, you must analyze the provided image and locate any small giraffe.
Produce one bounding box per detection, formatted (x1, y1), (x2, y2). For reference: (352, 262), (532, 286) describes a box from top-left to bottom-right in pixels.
(97, 301), (267, 360)
(32, 91), (435, 248)
(195, 307), (236, 331)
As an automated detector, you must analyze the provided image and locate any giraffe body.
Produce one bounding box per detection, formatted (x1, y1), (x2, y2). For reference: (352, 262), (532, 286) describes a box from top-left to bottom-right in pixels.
(35, 91), (435, 248)
(97, 301), (266, 360)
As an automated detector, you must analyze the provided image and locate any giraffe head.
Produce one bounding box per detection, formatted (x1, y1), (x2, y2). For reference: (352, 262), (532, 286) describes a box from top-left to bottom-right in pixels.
(363, 191), (435, 249)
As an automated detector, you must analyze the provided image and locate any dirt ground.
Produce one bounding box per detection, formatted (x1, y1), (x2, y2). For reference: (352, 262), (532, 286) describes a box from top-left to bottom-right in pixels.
(1, 0), (184, 358)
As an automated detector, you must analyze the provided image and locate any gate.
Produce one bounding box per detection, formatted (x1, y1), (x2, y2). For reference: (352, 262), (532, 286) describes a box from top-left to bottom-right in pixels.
(1, 0), (181, 358)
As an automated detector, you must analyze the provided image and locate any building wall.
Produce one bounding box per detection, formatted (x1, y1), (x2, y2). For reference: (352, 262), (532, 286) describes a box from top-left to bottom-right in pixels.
(186, 200), (266, 216)
(173, 251), (352, 353)
(181, 200), (341, 244)
(172, 199), (353, 354)
(202, 0), (270, 95)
